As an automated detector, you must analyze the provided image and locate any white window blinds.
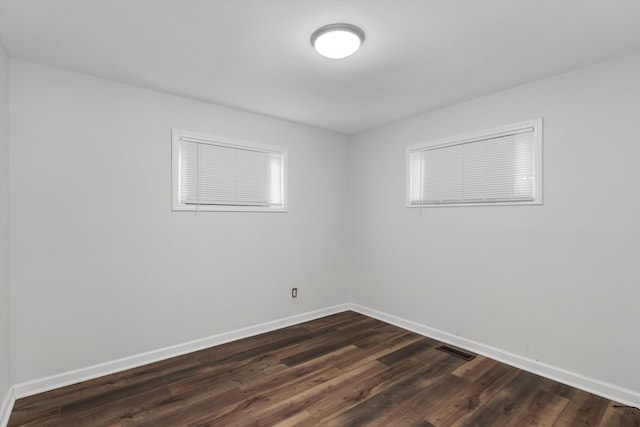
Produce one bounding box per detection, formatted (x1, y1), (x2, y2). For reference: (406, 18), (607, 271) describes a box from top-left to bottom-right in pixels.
(172, 130), (287, 212)
(408, 119), (542, 207)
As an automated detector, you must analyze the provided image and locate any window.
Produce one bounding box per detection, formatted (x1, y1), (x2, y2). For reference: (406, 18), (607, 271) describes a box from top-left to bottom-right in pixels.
(172, 129), (287, 212)
(407, 119), (542, 207)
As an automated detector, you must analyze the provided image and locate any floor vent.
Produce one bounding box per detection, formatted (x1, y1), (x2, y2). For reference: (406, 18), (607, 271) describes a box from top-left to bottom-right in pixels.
(436, 345), (476, 361)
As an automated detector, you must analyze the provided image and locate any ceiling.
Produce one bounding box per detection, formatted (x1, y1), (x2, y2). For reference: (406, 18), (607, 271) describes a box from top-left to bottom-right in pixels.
(2, 1), (640, 135)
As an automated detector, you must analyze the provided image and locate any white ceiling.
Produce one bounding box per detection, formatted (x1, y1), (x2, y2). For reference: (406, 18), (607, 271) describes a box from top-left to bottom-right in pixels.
(2, 0), (640, 135)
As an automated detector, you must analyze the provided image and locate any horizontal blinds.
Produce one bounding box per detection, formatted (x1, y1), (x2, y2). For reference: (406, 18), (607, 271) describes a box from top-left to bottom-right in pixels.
(410, 127), (535, 205)
(178, 139), (284, 207)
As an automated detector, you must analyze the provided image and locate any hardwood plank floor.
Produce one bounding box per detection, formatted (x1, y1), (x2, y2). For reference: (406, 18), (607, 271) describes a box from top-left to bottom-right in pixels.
(8, 311), (640, 426)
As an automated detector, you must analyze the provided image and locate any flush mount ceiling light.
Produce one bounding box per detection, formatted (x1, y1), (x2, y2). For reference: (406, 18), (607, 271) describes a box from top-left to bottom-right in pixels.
(310, 23), (365, 59)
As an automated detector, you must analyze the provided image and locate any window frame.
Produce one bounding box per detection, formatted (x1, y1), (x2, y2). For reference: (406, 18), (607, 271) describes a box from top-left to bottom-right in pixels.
(406, 118), (543, 208)
(172, 129), (288, 213)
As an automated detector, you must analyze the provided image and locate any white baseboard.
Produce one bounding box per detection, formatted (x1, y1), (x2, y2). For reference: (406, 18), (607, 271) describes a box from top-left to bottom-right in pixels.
(9, 302), (640, 414)
(0, 387), (15, 427)
(349, 303), (640, 408)
(12, 304), (350, 399)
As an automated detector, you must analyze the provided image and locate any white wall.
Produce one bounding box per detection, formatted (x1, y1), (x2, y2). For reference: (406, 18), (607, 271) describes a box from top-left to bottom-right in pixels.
(348, 52), (640, 395)
(0, 19), (11, 401)
(10, 59), (349, 383)
(6, 43), (640, 405)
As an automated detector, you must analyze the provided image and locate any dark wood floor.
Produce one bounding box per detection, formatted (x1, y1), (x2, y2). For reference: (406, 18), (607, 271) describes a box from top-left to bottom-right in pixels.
(9, 311), (640, 426)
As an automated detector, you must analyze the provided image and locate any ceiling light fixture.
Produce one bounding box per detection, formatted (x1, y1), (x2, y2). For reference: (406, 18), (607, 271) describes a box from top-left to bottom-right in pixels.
(310, 23), (365, 59)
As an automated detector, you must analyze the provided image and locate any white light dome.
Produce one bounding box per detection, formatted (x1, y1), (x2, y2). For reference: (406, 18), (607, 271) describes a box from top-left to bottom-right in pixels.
(311, 24), (365, 59)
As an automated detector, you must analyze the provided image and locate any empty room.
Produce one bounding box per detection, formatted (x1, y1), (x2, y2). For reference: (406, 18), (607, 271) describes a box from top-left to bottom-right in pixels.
(1, 0), (639, 426)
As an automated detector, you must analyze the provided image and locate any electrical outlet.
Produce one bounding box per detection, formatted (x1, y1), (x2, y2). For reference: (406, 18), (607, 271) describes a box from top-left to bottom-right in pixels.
(291, 288), (298, 298)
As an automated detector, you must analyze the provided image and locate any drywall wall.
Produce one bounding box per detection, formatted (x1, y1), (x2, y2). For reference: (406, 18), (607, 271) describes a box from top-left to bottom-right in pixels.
(10, 59), (349, 383)
(348, 52), (640, 395)
(0, 21), (11, 401)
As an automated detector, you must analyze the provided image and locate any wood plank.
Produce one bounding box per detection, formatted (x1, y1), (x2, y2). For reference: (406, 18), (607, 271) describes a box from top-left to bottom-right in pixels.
(366, 372), (470, 427)
(307, 343), (449, 421)
(612, 404), (640, 427)
(322, 350), (466, 426)
(457, 370), (546, 426)
(249, 360), (389, 425)
(504, 389), (569, 426)
(552, 388), (610, 426)
(451, 355), (494, 381)
(425, 362), (521, 426)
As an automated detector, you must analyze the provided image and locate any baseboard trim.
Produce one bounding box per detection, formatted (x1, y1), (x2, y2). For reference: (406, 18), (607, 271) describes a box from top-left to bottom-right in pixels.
(349, 303), (640, 408)
(12, 304), (350, 399)
(0, 387), (15, 427)
(10, 303), (640, 411)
